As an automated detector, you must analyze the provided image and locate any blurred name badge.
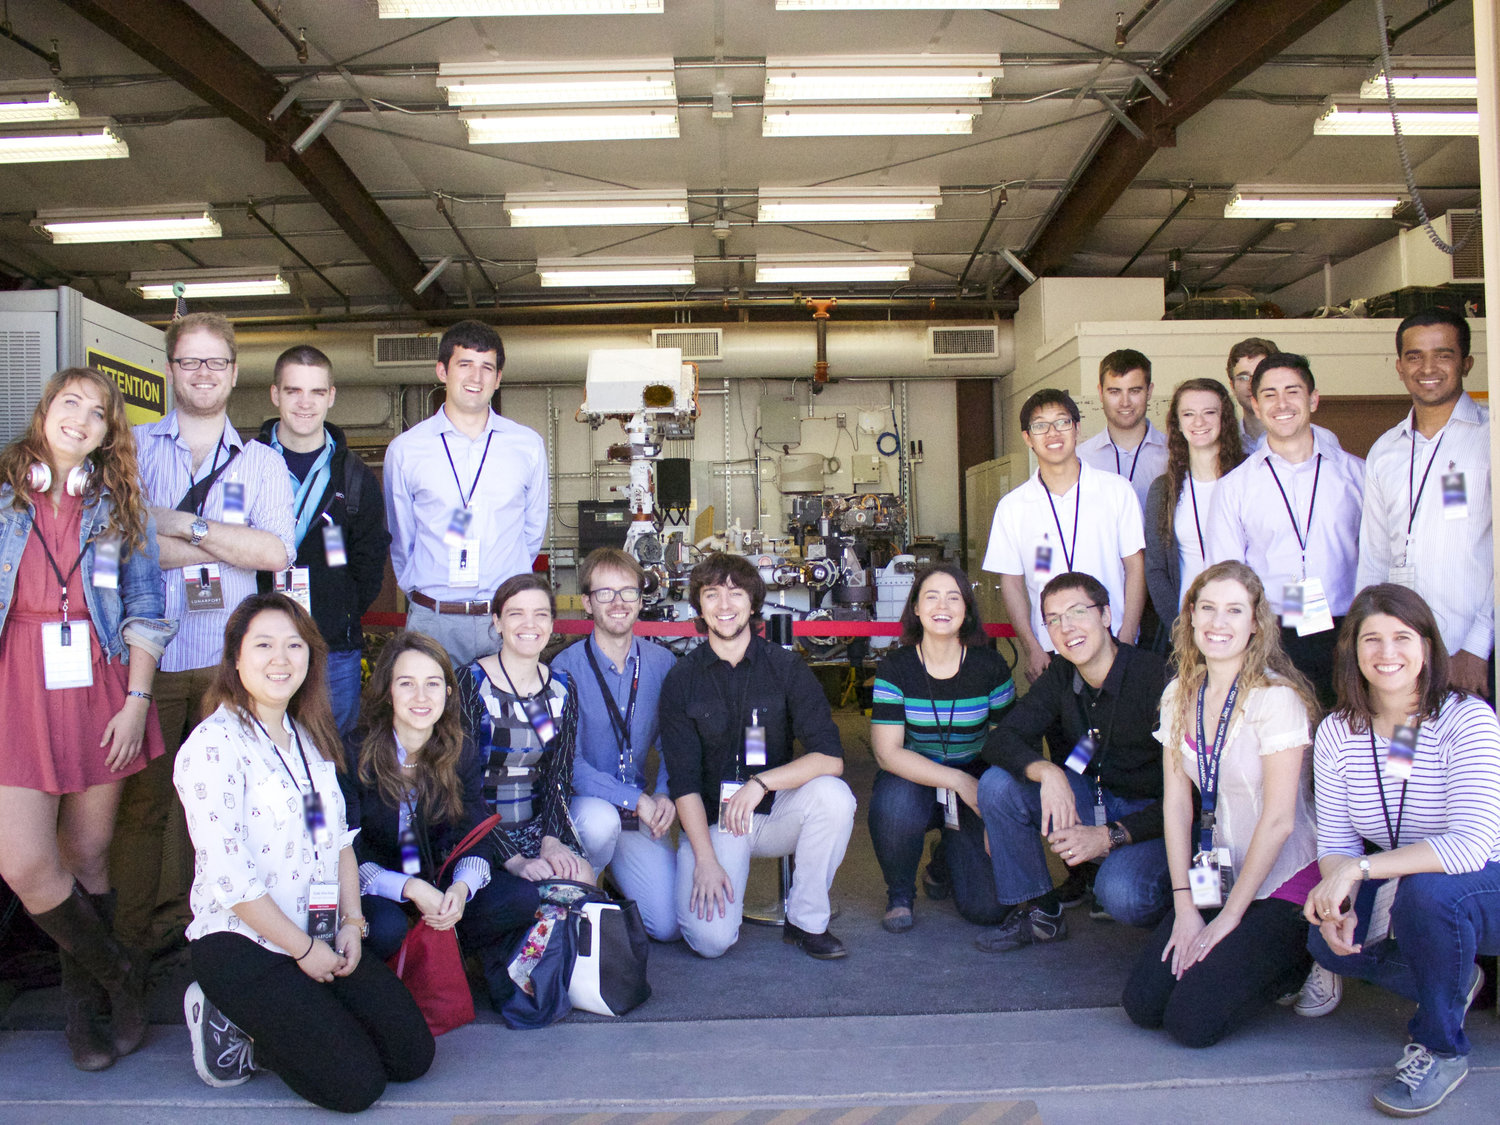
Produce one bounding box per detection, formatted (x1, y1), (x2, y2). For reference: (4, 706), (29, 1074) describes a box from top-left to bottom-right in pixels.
(443, 507), (473, 547)
(306, 881), (339, 943)
(1033, 543), (1053, 575)
(518, 692), (556, 744)
(1188, 853), (1222, 909)
(1280, 582), (1304, 628)
(939, 787), (960, 829)
(1442, 471), (1468, 520)
(185, 563), (225, 611)
(221, 481), (246, 525)
(1064, 729), (1098, 774)
(275, 567), (312, 612)
(1296, 577), (1334, 637)
(718, 780), (745, 825)
(322, 524), (347, 568)
(744, 709), (767, 767)
(92, 536), (120, 590)
(1385, 723), (1418, 781)
(42, 621), (93, 690)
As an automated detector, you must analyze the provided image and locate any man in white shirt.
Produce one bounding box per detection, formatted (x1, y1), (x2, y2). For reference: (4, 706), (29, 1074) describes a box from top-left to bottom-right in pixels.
(1077, 349), (1168, 512)
(983, 389), (1146, 683)
(1207, 352), (1364, 703)
(1357, 309), (1492, 697)
(383, 320), (549, 666)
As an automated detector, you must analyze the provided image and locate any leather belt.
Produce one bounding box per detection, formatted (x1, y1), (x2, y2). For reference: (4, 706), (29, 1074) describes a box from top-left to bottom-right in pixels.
(407, 590), (493, 616)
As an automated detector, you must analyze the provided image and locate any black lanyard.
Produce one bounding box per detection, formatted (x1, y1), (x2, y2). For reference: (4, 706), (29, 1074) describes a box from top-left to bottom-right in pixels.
(584, 638), (640, 782)
(1406, 428), (1446, 535)
(195, 439), (228, 518)
(1264, 453), (1322, 574)
(1186, 476), (1206, 562)
(916, 644), (965, 759)
(1113, 439), (1143, 483)
(1043, 472), (1082, 572)
(253, 716), (315, 793)
(440, 430), (494, 512)
(1194, 674), (1241, 854)
(1070, 671), (1120, 789)
(492, 655), (555, 743)
(709, 659), (754, 779)
(31, 511), (86, 619)
(1370, 729), (1410, 851)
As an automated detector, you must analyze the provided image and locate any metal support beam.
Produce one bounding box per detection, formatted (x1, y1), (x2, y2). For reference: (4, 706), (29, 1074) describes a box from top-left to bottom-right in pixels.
(1022, 0), (1355, 279)
(55, 0), (445, 311)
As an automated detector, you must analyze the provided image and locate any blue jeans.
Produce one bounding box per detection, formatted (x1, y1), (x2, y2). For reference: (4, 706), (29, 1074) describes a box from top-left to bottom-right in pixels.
(868, 769), (1005, 924)
(327, 648), (364, 739)
(976, 765), (1170, 927)
(1308, 864), (1500, 1056)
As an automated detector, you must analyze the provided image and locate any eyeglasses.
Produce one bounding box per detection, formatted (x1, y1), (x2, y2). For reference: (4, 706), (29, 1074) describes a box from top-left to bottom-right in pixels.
(1231, 373), (1253, 385)
(171, 357), (232, 372)
(1026, 417), (1076, 436)
(587, 586), (642, 604)
(1043, 603), (1102, 630)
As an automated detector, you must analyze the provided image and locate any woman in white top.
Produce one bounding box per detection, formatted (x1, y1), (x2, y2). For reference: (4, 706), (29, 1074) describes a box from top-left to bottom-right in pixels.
(1143, 379), (1246, 648)
(174, 593), (433, 1111)
(1305, 583), (1500, 1118)
(1122, 560), (1320, 1046)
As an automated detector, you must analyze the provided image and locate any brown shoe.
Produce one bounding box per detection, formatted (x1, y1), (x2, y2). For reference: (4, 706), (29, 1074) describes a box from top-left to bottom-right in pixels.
(783, 922), (847, 959)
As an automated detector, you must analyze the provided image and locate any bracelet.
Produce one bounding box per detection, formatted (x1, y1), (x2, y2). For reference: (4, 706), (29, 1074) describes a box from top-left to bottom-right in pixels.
(295, 936), (316, 961)
(749, 775), (769, 795)
(1171, 886), (1191, 894)
(127, 690), (153, 702)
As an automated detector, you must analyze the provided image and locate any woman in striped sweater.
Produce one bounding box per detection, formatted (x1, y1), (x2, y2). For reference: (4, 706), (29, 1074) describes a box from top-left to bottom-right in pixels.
(1306, 583), (1500, 1118)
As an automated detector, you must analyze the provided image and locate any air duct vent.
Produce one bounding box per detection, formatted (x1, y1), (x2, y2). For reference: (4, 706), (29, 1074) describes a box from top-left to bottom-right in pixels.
(652, 327), (722, 361)
(927, 325), (998, 359)
(0, 328), (45, 445)
(373, 333), (441, 367)
(1449, 210), (1484, 282)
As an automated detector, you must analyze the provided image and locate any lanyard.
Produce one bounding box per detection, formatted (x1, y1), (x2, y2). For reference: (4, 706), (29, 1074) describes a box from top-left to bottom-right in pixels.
(1264, 453), (1321, 577)
(1043, 473), (1082, 572)
(584, 638), (641, 782)
(440, 430), (494, 512)
(31, 513), (87, 620)
(916, 644), (965, 759)
(709, 659), (754, 779)
(1406, 429), (1446, 535)
(1370, 729), (1410, 852)
(1070, 671), (1120, 789)
(194, 439), (228, 518)
(1194, 674), (1241, 853)
(1185, 476), (1207, 561)
(253, 717), (315, 793)
(1112, 439), (1143, 483)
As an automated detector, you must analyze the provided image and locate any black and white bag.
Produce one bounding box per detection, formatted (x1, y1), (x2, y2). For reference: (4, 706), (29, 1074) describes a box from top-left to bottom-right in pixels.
(567, 895), (652, 1017)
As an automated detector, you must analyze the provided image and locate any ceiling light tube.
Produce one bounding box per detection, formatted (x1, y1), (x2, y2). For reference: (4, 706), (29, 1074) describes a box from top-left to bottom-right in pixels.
(764, 55), (1001, 101)
(754, 253), (913, 283)
(757, 187), (942, 223)
(464, 108), (679, 143)
(537, 256), (695, 286)
(775, 1), (1058, 9)
(0, 119), (128, 163)
(438, 59), (675, 106)
(1361, 57), (1478, 100)
(381, 1), (662, 14)
(0, 82), (80, 123)
(34, 204), (222, 244)
(763, 106), (976, 137)
(504, 190), (689, 226)
(1224, 186), (1404, 220)
(128, 268), (291, 300)
(1314, 98), (1479, 136)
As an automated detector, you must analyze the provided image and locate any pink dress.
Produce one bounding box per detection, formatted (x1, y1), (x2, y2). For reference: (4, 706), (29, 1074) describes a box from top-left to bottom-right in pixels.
(0, 493), (165, 794)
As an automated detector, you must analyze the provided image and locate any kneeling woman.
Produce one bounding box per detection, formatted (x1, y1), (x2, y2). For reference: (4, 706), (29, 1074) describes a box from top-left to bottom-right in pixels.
(1305, 584), (1500, 1118)
(1122, 561), (1320, 1047)
(174, 594), (433, 1112)
(344, 630), (543, 1011)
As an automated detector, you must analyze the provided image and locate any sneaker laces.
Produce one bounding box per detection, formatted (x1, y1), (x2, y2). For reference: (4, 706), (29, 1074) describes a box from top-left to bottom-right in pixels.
(209, 1010), (255, 1076)
(1302, 965), (1336, 1004)
(1393, 1043), (1435, 1092)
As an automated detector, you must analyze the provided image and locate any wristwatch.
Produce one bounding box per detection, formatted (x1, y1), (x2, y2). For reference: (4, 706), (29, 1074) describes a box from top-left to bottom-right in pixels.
(189, 517), (209, 546)
(1358, 858), (1372, 880)
(1107, 823), (1129, 851)
(343, 915), (370, 938)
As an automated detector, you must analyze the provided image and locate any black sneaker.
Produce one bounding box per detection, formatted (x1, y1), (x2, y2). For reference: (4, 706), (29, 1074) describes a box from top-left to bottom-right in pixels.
(783, 922), (848, 959)
(184, 981), (255, 1088)
(921, 864), (952, 901)
(1056, 869), (1091, 910)
(1088, 892), (1115, 922)
(975, 902), (1068, 953)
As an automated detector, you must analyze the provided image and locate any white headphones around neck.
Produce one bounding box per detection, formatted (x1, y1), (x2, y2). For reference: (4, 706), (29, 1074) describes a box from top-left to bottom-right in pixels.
(28, 460), (93, 497)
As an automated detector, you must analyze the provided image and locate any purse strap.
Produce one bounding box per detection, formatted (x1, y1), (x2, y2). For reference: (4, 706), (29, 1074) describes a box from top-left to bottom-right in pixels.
(436, 812), (504, 882)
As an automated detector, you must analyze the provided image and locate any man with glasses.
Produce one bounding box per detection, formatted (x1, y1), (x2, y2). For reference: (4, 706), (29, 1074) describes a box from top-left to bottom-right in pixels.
(973, 572), (1170, 953)
(982, 388), (1146, 684)
(551, 548), (679, 939)
(1227, 336), (1341, 453)
(1078, 349), (1167, 512)
(113, 312), (296, 955)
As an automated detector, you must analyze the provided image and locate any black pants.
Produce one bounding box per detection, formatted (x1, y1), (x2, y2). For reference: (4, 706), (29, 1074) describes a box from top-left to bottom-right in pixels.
(1121, 896), (1312, 1048)
(191, 932), (434, 1113)
(1280, 622), (1341, 711)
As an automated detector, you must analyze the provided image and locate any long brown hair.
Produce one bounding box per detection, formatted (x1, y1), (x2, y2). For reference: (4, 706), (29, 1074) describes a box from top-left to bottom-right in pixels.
(899, 562), (986, 647)
(1158, 378), (1245, 547)
(203, 593), (343, 767)
(1331, 584), (1455, 734)
(0, 367), (149, 553)
(1164, 561), (1317, 772)
(357, 631), (466, 823)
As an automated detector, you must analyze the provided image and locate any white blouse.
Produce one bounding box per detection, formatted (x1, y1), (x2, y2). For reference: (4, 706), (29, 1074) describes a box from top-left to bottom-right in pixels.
(1174, 474), (1218, 603)
(173, 704), (357, 952)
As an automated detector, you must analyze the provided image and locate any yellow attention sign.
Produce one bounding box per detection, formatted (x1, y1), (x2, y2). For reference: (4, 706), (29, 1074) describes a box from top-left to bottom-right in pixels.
(85, 348), (168, 425)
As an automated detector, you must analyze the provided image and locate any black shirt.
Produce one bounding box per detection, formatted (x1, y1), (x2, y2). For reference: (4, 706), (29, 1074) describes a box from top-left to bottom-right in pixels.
(982, 642), (1168, 842)
(660, 634), (844, 826)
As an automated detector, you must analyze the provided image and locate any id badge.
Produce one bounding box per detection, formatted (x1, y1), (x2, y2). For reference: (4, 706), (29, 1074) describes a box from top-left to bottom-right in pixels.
(1280, 581), (1304, 628)
(744, 714), (767, 768)
(1033, 543), (1053, 576)
(42, 621), (94, 690)
(275, 567), (312, 612)
(322, 524), (347, 568)
(518, 693), (557, 744)
(1388, 563), (1417, 589)
(448, 539), (481, 587)
(1064, 729), (1098, 775)
(939, 787), (960, 830)
(91, 536), (120, 590)
(1366, 877), (1400, 944)
(1385, 723), (1418, 781)
(304, 790), (332, 850)
(1092, 790), (1107, 827)
(1296, 576), (1335, 636)
(399, 825), (421, 876)
(1189, 853), (1222, 909)
(718, 780), (745, 827)
(306, 881), (339, 943)
(444, 507), (473, 547)
(222, 481), (246, 525)
(619, 807), (641, 831)
(184, 563), (226, 611)
(1442, 471), (1468, 520)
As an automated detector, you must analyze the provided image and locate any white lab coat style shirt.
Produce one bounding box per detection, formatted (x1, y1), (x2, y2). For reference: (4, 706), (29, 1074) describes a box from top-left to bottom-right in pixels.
(1077, 420), (1169, 512)
(982, 461), (1145, 650)
(1357, 393), (1493, 659)
(1206, 429), (1365, 617)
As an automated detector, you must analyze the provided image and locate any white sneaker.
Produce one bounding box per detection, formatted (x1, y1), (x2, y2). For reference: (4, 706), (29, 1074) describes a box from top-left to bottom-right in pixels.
(1294, 963), (1343, 1018)
(184, 981), (255, 1088)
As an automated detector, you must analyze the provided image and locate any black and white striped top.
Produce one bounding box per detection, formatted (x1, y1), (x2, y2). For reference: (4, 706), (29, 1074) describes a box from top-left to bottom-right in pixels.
(1314, 694), (1500, 874)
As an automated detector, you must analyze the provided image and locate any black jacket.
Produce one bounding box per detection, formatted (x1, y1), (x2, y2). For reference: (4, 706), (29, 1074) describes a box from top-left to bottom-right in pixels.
(255, 419), (390, 652)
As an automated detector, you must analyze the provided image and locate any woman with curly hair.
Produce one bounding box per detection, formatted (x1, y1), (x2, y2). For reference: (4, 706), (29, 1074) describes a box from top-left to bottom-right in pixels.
(0, 367), (175, 1072)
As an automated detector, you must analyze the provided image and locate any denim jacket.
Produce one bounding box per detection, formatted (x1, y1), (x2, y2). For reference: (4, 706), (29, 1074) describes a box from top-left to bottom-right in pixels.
(0, 486), (177, 664)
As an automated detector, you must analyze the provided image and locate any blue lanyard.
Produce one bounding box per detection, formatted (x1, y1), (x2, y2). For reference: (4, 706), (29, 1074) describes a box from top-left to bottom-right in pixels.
(1194, 674), (1240, 853)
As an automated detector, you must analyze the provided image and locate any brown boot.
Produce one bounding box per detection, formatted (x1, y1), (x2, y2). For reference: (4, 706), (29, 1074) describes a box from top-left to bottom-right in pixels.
(59, 946), (115, 1071)
(29, 883), (149, 1058)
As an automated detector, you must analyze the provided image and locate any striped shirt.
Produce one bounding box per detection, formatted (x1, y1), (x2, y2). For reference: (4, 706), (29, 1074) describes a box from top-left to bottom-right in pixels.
(1313, 694), (1500, 874)
(871, 645), (1015, 764)
(134, 414), (296, 673)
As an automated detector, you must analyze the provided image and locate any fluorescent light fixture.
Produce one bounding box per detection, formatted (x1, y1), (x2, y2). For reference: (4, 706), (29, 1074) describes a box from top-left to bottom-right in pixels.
(754, 253), (913, 283)
(128, 268), (290, 300)
(381, 0), (661, 14)
(764, 55), (1000, 101)
(34, 204), (222, 244)
(0, 119), (127, 163)
(763, 106), (976, 137)
(438, 59), (675, 106)
(464, 108), (679, 143)
(537, 256), (695, 286)
(504, 190), (689, 226)
(414, 256), (454, 295)
(1224, 186), (1404, 220)
(1361, 57), (1478, 100)
(1314, 98), (1479, 137)
(777, 1), (1056, 8)
(757, 187), (941, 223)
(0, 83), (79, 123)
(292, 100), (344, 154)
(1000, 249), (1036, 285)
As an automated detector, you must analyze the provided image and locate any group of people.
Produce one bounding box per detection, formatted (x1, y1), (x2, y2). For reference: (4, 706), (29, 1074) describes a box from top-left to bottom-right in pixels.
(0, 308), (1494, 1120)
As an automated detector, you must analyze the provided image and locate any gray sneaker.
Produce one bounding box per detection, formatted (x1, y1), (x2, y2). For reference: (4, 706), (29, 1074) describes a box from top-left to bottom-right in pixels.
(184, 981), (255, 1088)
(974, 903), (1068, 953)
(1294, 963), (1343, 1017)
(1373, 1043), (1468, 1117)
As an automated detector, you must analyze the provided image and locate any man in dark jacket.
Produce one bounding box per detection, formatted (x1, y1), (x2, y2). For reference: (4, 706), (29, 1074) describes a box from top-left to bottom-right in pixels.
(256, 344), (391, 734)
